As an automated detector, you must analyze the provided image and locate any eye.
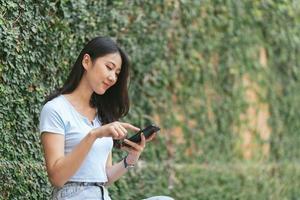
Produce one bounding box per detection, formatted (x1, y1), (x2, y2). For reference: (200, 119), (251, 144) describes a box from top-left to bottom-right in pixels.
(106, 65), (113, 70)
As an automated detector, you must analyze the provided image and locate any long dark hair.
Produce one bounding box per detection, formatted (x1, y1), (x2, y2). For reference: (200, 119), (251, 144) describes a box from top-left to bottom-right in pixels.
(45, 37), (130, 124)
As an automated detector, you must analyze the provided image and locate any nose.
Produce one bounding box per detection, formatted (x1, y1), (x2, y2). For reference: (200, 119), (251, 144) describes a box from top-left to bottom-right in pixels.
(108, 74), (117, 83)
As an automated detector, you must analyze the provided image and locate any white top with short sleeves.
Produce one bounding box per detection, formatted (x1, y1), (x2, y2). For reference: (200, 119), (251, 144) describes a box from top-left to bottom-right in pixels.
(39, 95), (113, 182)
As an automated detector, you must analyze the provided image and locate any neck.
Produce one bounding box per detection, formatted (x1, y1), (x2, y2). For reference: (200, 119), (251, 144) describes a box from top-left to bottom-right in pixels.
(69, 75), (93, 107)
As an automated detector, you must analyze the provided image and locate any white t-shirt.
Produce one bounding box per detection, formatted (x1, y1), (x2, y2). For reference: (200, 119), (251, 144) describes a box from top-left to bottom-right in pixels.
(39, 95), (113, 182)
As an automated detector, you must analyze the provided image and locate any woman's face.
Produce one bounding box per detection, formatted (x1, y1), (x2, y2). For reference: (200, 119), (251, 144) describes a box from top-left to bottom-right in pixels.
(83, 52), (122, 95)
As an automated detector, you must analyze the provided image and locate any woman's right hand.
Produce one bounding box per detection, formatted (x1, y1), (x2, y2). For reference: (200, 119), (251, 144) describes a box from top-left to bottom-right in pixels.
(91, 121), (140, 140)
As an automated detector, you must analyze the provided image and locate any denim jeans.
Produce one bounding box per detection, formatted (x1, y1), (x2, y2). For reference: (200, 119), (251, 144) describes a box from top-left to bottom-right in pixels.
(52, 182), (111, 200)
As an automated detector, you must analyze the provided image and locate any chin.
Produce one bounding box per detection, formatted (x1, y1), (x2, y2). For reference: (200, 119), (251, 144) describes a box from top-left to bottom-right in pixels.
(94, 89), (107, 95)
(96, 91), (106, 95)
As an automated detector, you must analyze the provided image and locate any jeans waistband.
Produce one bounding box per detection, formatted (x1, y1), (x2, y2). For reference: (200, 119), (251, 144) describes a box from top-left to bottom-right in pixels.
(65, 181), (105, 187)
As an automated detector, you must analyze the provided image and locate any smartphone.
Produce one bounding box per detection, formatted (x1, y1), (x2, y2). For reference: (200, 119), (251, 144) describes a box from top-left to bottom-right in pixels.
(113, 124), (160, 148)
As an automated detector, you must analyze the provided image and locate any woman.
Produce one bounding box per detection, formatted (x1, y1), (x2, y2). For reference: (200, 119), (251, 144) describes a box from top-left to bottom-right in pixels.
(39, 37), (156, 199)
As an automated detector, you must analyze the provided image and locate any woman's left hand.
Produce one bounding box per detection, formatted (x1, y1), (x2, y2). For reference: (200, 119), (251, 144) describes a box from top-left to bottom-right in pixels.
(121, 132), (157, 165)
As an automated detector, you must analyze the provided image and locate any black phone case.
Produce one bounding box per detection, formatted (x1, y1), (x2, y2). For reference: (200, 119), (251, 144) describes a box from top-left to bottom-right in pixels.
(127, 124), (160, 143)
(113, 124), (160, 148)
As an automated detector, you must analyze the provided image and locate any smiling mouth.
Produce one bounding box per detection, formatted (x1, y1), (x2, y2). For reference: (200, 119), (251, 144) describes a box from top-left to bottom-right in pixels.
(103, 82), (110, 88)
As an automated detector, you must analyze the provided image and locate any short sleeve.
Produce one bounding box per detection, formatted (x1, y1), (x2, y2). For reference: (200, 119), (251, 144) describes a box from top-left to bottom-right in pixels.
(39, 102), (65, 135)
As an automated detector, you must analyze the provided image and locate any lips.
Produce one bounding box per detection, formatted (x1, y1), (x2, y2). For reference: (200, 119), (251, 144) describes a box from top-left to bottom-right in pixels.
(103, 82), (111, 89)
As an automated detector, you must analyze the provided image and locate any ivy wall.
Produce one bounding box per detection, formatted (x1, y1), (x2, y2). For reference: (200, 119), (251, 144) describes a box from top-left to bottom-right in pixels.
(1, 0), (299, 199)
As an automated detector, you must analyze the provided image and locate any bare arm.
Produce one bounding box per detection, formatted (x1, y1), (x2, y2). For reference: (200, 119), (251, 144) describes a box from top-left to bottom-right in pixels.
(105, 133), (157, 186)
(105, 152), (130, 186)
(41, 132), (97, 187)
(41, 122), (139, 187)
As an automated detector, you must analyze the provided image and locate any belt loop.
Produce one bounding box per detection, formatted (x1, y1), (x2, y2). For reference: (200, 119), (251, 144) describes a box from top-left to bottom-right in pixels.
(64, 181), (106, 199)
(99, 185), (105, 200)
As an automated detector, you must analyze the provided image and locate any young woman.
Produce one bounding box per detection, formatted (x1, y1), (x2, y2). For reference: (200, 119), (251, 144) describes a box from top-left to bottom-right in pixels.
(39, 37), (156, 200)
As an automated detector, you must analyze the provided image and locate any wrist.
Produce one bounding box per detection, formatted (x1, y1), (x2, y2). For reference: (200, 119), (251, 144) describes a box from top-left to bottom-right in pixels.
(126, 154), (137, 165)
(89, 129), (102, 140)
(123, 155), (135, 169)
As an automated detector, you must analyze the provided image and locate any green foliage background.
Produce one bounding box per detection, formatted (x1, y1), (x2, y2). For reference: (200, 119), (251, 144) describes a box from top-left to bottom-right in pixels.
(1, 0), (299, 199)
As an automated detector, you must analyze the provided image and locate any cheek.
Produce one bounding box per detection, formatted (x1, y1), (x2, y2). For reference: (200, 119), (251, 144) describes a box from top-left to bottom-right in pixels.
(86, 70), (100, 87)
(91, 67), (104, 79)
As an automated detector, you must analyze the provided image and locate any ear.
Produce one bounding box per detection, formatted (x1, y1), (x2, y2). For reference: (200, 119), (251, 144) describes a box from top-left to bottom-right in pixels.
(82, 54), (92, 70)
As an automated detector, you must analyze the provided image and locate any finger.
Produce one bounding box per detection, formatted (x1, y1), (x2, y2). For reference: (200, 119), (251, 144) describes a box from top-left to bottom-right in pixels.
(120, 145), (132, 153)
(118, 124), (128, 136)
(145, 133), (157, 142)
(114, 125), (126, 139)
(111, 126), (126, 140)
(140, 133), (146, 147)
(111, 127), (120, 139)
(120, 122), (140, 132)
(123, 139), (143, 151)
